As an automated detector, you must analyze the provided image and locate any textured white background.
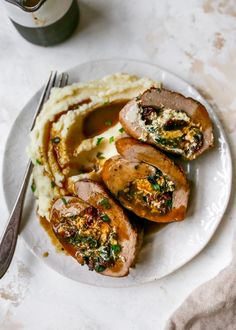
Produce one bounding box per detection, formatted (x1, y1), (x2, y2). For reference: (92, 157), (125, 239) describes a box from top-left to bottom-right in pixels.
(0, 0), (236, 329)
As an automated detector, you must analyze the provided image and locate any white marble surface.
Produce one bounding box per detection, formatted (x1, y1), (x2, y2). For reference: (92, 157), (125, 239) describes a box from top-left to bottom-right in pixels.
(0, 0), (236, 329)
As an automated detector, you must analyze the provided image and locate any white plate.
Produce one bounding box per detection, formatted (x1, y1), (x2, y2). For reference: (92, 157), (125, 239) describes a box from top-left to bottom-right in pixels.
(2, 59), (232, 287)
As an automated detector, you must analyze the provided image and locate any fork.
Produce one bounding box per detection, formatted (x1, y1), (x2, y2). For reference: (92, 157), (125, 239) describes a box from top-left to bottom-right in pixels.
(0, 71), (69, 279)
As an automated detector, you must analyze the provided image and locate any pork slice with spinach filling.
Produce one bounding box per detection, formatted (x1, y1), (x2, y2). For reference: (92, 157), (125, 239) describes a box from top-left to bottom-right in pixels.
(102, 138), (190, 223)
(119, 87), (214, 160)
(50, 181), (140, 277)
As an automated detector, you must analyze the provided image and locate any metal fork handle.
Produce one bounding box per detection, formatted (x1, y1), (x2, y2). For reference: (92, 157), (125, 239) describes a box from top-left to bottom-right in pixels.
(0, 71), (56, 279)
(0, 71), (68, 279)
(0, 71), (69, 279)
(0, 160), (33, 278)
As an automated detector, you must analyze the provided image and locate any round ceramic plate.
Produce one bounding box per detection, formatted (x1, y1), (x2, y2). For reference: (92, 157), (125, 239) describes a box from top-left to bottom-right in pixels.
(2, 59), (232, 287)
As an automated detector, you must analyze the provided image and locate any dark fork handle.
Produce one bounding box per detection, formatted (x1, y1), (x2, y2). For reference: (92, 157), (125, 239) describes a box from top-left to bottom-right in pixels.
(0, 160), (33, 278)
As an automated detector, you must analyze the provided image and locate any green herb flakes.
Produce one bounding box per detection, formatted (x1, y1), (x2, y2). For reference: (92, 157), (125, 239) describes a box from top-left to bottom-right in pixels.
(31, 181), (36, 193)
(99, 198), (111, 209)
(51, 181), (56, 188)
(103, 100), (110, 106)
(105, 120), (112, 126)
(61, 197), (67, 205)
(96, 152), (105, 160)
(151, 182), (161, 191)
(36, 159), (42, 165)
(70, 214), (78, 220)
(109, 136), (114, 144)
(86, 236), (98, 248)
(119, 127), (124, 133)
(95, 265), (106, 272)
(148, 175), (161, 191)
(111, 244), (122, 253)
(101, 214), (111, 222)
(96, 137), (104, 146)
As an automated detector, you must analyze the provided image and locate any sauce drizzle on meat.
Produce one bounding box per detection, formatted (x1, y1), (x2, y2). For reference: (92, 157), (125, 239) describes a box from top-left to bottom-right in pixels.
(51, 198), (122, 272)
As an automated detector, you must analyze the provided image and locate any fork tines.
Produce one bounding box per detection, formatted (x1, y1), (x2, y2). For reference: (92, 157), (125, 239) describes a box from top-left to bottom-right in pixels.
(30, 71), (69, 131)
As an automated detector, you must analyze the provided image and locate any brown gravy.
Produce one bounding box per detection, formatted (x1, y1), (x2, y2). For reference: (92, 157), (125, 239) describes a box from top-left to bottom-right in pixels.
(39, 96), (174, 264)
(83, 100), (129, 138)
(40, 216), (68, 254)
(109, 259), (123, 273)
(40, 214), (168, 254)
(144, 221), (168, 235)
(41, 211), (124, 272)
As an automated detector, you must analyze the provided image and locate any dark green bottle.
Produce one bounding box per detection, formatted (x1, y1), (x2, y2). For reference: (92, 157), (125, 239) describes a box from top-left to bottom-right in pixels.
(4, 0), (79, 46)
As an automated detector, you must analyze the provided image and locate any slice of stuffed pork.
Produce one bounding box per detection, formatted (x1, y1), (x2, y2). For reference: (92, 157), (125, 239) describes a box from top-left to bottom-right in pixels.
(119, 87), (214, 160)
(50, 180), (140, 277)
(102, 138), (189, 223)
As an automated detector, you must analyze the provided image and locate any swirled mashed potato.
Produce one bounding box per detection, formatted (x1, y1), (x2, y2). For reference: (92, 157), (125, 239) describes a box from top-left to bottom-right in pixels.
(28, 73), (159, 220)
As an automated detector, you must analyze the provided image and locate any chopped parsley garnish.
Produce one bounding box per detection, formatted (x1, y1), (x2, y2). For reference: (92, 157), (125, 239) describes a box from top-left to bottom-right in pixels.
(99, 198), (111, 209)
(147, 175), (161, 191)
(51, 181), (56, 188)
(96, 152), (105, 160)
(109, 136), (114, 144)
(54, 203), (122, 273)
(142, 195), (147, 203)
(103, 100), (110, 106)
(95, 265), (106, 272)
(152, 182), (161, 191)
(155, 136), (168, 146)
(36, 159), (42, 165)
(68, 234), (98, 247)
(70, 214), (78, 220)
(101, 214), (111, 222)
(119, 127), (124, 133)
(31, 181), (36, 193)
(105, 120), (112, 126)
(166, 199), (172, 208)
(155, 136), (184, 148)
(51, 137), (60, 144)
(61, 197), (67, 205)
(147, 126), (156, 133)
(96, 137), (104, 146)
(68, 233), (81, 245)
(85, 236), (98, 248)
(111, 244), (121, 253)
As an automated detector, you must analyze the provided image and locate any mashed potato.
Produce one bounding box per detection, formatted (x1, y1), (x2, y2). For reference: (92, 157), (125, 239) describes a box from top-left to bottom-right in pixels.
(28, 73), (159, 220)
